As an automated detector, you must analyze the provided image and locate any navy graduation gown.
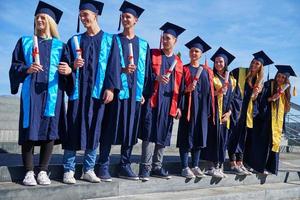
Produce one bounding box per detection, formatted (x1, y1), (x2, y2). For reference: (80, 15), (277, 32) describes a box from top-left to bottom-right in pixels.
(138, 52), (184, 147)
(201, 73), (242, 163)
(64, 31), (121, 151)
(9, 37), (69, 145)
(227, 68), (259, 155)
(101, 33), (152, 146)
(177, 64), (211, 149)
(244, 80), (281, 174)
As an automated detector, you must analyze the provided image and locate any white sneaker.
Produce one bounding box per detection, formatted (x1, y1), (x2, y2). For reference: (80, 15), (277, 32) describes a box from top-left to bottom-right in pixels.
(81, 170), (101, 183)
(218, 169), (228, 178)
(181, 167), (195, 179)
(240, 165), (253, 175)
(207, 168), (223, 178)
(37, 171), (51, 185)
(23, 171), (37, 186)
(191, 167), (206, 178)
(63, 171), (76, 184)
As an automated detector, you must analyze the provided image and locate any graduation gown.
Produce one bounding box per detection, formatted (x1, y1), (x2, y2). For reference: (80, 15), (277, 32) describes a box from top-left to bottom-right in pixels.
(244, 80), (285, 174)
(138, 51), (184, 147)
(201, 73), (242, 163)
(64, 31), (121, 151)
(101, 33), (152, 146)
(177, 64), (211, 149)
(9, 36), (70, 145)
(227, 67), (259, 155)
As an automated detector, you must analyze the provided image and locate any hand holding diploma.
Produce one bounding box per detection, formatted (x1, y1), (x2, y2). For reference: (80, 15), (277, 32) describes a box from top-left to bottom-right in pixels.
(73, 36), (84, 69)
(33, 35), (40, 65)
(222, 71), (229, 95)
(122, 43), (136, 74)
(128, 43), (134, 65)
(193, 66), (203, 86)
(28, 35), (43, 73)
(252, 79), (263, 99)
(268, 83), (290, 102)
(165, 59), (177, 78)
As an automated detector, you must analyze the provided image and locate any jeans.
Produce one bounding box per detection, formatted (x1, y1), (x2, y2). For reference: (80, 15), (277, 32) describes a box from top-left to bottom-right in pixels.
(141, 141), (165, 170)
(63, 149), (97, 173)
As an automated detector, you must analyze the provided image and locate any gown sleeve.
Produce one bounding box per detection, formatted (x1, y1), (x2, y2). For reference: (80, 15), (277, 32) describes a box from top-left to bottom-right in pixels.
(59, 43), (74, 96)
(103, 35), (121, 92)
(9, 38), (29, 94)
(229, 83), (243, 128)
(142, 44), (153, 99)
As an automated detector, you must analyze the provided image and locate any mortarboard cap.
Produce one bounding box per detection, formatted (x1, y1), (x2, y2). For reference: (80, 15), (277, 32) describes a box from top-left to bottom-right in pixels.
(79, 0), (104, 15)
(160, 22), (185, 38)
(77, 0), (104, 33)
(119, 1), (144, 18)
(211, 47), (235, 66)
(252, 50), (273, 66)
(35, 1), (63, 24)
(185, 36), (211, 53)
(275, 65), (297, 77)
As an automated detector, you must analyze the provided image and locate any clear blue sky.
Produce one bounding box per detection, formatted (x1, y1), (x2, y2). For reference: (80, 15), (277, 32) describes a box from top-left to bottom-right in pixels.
(1, 0), (300, 104)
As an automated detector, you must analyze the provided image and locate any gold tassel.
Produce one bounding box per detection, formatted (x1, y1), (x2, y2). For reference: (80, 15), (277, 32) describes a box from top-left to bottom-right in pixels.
(293, 86), (297, 96)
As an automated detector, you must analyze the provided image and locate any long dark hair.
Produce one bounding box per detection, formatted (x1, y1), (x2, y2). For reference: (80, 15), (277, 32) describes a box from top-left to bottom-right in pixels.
(272, 73), (291, 113)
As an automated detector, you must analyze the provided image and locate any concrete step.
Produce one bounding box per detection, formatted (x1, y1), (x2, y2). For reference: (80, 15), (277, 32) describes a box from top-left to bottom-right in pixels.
(0, 113), (19, 121)
(89, 181), (300, 200)
(0, 95), (20, 104)
(0, 151), (300, 182)
(0, 122), (18, 130)
(0, 173), (299, 200)
(0, 130), (19, 143)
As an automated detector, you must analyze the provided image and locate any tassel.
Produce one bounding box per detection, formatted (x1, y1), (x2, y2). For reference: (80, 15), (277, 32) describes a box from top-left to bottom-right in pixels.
(76, 15), (80, 33)
(293, 86), (297, 96)
(204, 56), (208, 67)
(267, 65), (270, 81)
(159, 32), (163, 49)
(177, 51), (181, 59)
(118, 14), (122, 31)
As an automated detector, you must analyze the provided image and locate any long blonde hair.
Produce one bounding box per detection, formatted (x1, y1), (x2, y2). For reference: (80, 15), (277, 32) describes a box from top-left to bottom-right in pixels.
(246, 59), (264, 88)
(34, 14), (60, 39)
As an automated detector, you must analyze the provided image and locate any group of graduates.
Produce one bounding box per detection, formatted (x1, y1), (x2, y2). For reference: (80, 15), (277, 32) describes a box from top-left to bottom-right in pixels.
(9, 0), (296, 186)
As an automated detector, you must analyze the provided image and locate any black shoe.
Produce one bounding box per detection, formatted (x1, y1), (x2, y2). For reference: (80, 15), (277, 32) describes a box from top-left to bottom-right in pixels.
(118, 164), (139, 180)
(151, 168), (171, 179)
(98, 165), (112, 182)
(139, 165), (150, 181)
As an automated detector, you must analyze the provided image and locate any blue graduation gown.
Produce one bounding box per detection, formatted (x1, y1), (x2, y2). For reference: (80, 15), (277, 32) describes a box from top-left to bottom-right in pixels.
(244, 80), (280, 174)
(64, 31), (121, 151)
(9, 37), (69, 145)
(138, 52), (184, 147)
(227, 68), (259, 155)
(201, 73), (242, 163)
(177, 65), (211, 149)
(101, 33), (152, 146)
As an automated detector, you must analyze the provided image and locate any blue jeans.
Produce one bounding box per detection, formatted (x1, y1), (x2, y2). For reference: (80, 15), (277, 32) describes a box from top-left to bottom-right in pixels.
(63, 149), (97, 173)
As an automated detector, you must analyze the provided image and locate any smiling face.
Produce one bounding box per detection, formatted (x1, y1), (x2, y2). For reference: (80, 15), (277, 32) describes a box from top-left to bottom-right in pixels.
(250, 59), (263, 74)
(214, 56), (226, 73)
(35, 13), (48, 31)
(162, 33), (176, 51)
(79, 10), (97, 29)
(121, 12), (137, 29)
(189, 47), (202, 62)
(276, 72), (287, 86)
